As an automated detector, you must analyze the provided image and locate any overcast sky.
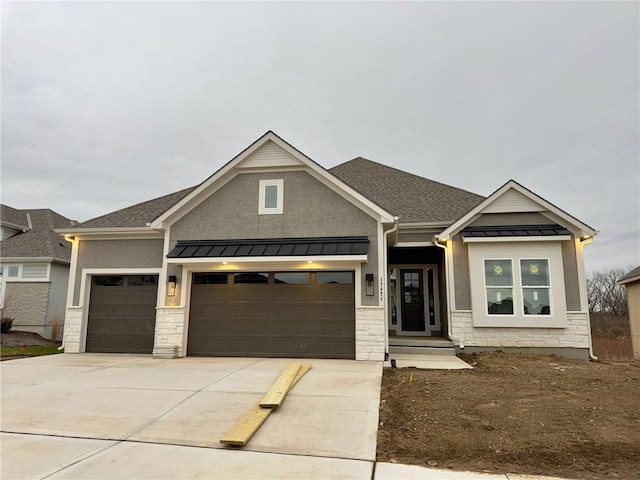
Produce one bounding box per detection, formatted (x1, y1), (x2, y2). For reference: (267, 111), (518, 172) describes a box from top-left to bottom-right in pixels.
(2, 1), (638, 273)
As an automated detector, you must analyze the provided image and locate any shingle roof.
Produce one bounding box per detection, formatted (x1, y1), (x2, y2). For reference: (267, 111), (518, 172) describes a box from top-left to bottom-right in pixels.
(75, 187), (197, 228)
(1, 207), (76, 261)
(1, 205), (29, 229)
(618, 265), (640, 285)
(329, 158), (484, 224)
(69, 157), (484, 230)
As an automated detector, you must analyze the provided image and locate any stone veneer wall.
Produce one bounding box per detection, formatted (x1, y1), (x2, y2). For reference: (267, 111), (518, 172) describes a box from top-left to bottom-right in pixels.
(355, 306), (385, 361)
(450, 311), (590, 349)
(153, 307), (186, 357)
(62, 307), (84, 353)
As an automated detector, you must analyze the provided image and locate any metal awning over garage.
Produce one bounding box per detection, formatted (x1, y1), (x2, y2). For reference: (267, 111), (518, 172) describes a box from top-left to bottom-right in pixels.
(461, 224), (571, 239)
(167, 236), (369, 259)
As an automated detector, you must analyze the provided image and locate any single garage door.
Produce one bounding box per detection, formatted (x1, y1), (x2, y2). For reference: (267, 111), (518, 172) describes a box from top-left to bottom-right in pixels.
(187, 271), (355, 359)
(86, 275), (159, 354)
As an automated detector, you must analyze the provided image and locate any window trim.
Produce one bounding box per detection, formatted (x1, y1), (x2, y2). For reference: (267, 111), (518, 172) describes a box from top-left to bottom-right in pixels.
(258, 179), (284, 215)
(468, 242), (567, 328)
(520, 258), (552, 316)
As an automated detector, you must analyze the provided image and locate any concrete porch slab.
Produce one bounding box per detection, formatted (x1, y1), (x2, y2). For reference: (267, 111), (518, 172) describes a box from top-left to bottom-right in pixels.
(384, 354), (473, 370)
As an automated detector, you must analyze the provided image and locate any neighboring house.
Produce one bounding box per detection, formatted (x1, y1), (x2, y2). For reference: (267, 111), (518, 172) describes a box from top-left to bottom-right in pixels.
(618, 266), (640, 360)
(57, 131), (597, 360)
(1, 205), (75, 340)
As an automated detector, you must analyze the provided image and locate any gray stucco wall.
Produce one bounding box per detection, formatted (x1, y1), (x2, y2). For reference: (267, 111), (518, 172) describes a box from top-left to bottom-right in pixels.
(73, 239), (164, 305)
(452, 234), (472, 310)
(4, 282), (49, 329)
(170, 171), (379, 306)
(47, 262), (69, 340)
(470, 212), (554, 226)
(561, 241), (581, 311)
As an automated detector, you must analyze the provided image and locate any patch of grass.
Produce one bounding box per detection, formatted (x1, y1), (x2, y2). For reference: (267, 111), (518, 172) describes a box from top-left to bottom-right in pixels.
(0, 345), (62, 357)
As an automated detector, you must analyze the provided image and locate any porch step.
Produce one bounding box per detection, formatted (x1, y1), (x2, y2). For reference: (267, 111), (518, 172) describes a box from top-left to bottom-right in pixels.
(390, 337), (454, 348)
(389, 345), (456, 356)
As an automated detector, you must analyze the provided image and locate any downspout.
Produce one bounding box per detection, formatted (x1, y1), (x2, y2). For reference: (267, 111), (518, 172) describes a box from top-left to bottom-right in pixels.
(383, 217), (400, 358)
(580, 236), (598, 361)
(435, 237), (464, 350)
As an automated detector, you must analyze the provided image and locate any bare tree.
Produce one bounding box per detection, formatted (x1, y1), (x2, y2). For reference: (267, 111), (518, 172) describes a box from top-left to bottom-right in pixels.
(587, 267), (629, 315)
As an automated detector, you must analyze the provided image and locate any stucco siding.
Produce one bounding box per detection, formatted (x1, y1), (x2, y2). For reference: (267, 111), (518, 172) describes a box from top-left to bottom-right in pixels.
(170, 171), (379, 306)
(561, 241), (581, 311)
(47, 262), (69, 340)
(627, 282), (640, 360)
(452, 234), (472, 310)
(3, 282), (49, 330)
(73, 239), (164, 304)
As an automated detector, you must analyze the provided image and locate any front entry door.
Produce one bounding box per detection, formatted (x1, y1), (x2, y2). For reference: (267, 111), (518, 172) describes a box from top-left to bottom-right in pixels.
(400, 269), (425, 332)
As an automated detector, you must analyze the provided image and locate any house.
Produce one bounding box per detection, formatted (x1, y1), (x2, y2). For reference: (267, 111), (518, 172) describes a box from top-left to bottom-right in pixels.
(57, 131), (597, 360)
(1, 205), (75, 340)
(618, 266), (640, 360)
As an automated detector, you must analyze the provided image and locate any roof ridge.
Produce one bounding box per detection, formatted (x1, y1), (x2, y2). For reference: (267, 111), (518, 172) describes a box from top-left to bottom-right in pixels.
(331, 157), (484, 199)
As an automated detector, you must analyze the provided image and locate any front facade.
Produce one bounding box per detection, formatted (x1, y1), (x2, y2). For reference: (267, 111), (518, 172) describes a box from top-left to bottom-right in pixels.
(1, 205), (75, 340)
(59, 132), (597, 360)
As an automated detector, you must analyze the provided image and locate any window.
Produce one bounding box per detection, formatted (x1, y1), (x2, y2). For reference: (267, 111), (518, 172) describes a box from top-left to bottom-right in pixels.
(316, 271), (353, 284)
(484, 260), (514, 315)
(520, 259), (551, 315)
(233, 272), (269, 284)
(7, 266), (19, 278)
(258, 179), (283, 214)
(193, 273), (228, 285)
(468, 242), (567, 328)
(274, 272), (309, 284)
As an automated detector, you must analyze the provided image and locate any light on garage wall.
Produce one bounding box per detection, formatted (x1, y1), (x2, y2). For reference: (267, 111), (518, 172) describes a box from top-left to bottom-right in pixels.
(365, 273), (375, 296)
(167, 275), (177, 297)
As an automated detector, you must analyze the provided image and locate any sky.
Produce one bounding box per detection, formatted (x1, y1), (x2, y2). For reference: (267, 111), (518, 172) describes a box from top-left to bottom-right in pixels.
(1, 1), (638, 273)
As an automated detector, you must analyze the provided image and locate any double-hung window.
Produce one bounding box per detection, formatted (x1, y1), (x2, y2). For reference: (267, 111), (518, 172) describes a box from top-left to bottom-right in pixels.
(484, 259), (514, 315)
(520, 259), (551, 315)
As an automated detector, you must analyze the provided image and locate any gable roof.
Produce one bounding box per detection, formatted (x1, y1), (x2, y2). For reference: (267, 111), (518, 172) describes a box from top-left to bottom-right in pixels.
(437, 179), (597, 240)
(618, 265), (640, 285)
(149, 131), (396, 228)
(329, 157), (484, 224)
(1, 206), (76, 262)
(74, 186), (196, 229)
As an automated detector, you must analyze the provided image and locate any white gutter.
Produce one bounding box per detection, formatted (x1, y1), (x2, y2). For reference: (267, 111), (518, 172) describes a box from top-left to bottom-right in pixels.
(435, 237), (464, 350)
(383, 217), (400, 358)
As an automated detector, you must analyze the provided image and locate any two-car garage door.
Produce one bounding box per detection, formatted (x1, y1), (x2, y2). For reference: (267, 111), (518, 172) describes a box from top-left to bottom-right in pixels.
(187, 271), (355, 359)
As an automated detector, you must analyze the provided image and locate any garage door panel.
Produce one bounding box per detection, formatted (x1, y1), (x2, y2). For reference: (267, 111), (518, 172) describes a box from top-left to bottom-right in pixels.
(187, 276), (355, 359)
(86, 276), (158, 354)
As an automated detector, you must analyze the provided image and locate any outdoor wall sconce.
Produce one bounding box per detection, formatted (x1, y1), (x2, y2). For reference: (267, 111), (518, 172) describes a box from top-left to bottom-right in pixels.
(167, 275), (177, 297)
(365, 273), (375, 296)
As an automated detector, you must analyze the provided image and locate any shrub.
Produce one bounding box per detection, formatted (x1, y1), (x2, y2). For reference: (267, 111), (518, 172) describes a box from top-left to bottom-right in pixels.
(1, 317), (14, 334)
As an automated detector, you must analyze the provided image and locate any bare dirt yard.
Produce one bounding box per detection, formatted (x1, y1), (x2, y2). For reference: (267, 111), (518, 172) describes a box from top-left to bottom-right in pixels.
(378, 352), (640, 480)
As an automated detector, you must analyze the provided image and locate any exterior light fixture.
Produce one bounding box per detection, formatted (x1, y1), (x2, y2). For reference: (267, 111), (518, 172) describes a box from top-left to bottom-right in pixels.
(365, 273), (375, 296)
(167, 275), (177, 297)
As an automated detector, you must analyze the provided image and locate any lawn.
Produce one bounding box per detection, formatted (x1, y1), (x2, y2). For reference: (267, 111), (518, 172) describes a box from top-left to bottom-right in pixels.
(0, 345), (61, 358)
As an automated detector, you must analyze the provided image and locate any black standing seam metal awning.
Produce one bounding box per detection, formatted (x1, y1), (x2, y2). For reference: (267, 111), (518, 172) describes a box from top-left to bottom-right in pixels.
(461, 224), (571, 238)
(167, 236), (370, 259)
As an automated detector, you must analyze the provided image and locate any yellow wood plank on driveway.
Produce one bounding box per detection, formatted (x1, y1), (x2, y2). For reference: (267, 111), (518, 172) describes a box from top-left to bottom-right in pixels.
(220, 363), (312, 445)
(259, 363), (301, 408)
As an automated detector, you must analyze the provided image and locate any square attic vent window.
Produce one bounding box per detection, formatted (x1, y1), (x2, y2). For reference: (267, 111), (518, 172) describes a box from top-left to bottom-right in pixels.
(259, 179), (283, 215)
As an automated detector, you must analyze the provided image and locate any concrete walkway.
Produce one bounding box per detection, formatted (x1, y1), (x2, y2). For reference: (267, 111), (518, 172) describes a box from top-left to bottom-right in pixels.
(1, 354), (569, 479)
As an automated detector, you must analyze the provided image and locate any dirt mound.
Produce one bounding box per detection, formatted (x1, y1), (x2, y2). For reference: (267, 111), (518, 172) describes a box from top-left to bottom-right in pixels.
(377, 351), (640, 480)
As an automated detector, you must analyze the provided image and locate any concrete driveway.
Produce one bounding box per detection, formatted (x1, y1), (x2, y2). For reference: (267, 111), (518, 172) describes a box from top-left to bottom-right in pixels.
(1, 354), (382, 479)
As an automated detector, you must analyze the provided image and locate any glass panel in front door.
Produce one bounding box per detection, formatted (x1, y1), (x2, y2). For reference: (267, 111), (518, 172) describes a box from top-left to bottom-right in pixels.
(400, 269), (425, 332)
